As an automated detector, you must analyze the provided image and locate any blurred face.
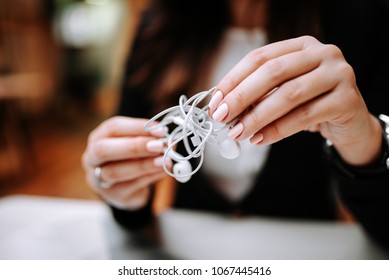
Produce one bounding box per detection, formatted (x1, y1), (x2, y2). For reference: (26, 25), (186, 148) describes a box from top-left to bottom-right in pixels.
(229, 0), (268, 28)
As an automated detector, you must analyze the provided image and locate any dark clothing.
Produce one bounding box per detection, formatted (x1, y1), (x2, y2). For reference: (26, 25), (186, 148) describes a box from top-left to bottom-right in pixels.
(113, 0), (389, 247)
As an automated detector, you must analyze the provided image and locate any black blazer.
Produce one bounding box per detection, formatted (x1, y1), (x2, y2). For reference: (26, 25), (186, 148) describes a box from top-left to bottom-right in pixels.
(113, 0), (389, 247)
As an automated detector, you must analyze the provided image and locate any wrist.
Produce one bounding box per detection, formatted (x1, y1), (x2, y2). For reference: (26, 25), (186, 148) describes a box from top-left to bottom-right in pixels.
(332, 115), (383, 166)
(325, 114), (389, 178)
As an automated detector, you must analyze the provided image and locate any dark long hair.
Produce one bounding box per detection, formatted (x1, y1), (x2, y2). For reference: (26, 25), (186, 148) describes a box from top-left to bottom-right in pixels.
(126, 0), (322, 113)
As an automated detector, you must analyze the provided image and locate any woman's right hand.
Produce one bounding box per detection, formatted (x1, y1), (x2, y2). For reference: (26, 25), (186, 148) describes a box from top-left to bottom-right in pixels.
(82, 116), (170, 210)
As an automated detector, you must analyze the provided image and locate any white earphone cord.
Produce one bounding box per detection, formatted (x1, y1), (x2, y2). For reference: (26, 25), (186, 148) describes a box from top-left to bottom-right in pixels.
(144, 86), (240, 182)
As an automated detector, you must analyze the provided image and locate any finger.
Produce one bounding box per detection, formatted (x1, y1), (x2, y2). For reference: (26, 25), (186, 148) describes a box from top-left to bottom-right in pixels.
(88, 136), (165, 166)
(212, 45), (322, 124)
(89, 116), (166, 143)
(86, 163), (166, 194)
(98, 172), (167, 210)
(250, 92), (337, 145)
(92, 156), (172, 186)
(209, 36), (320, 115)
(231, 64), (338, 140)
(116, 186), (151, 211)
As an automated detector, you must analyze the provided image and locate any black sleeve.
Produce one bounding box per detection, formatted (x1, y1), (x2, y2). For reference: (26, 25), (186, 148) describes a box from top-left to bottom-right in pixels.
(109, 12), (156, 229)
(110, 192), (155, 230)
(335, 171), (389, 247)
(116, 12), (154, 119)
(325, 134), (389, 247)
(323, 0), (389, 247)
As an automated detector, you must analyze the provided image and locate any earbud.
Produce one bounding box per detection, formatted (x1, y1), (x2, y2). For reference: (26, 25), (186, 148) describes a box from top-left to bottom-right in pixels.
(218, 138), (241, 159)
(144, 86), (242, 183)
(173, 160), (192, 183)
(173, 116), (185, 127)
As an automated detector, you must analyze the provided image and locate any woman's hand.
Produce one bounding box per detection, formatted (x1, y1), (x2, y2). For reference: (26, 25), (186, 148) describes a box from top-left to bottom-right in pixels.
(209, 36), (382, 166)
(82, 116), (170, 210)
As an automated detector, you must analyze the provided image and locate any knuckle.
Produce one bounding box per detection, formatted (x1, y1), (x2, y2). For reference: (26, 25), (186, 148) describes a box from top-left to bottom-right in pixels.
(220, 75), (237, 92)
(324, 44), (343, 59)
(232, 86), (246, 104)
(301, 35), (319, 46)
(127, 140), (136, 155)
(104, 116), (120, 129)
(87, 129), (98, 143)
(269, 121), (283, 140)
(249, 107), (262, 128)
(297, 105), (313, 124)
(101, 116), (123, 133)
(264, 59), (284, 82)
(130, 137), (145, 156)
(246, 48), (267, 67)
(282, 82), (301, 103)
(339, 63), (356, 83)
(91, 141), (109, 162)
(140, 157), (153, 172)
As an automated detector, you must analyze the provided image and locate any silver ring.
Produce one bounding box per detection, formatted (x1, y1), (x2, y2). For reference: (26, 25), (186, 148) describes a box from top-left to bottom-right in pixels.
(94, 166), (111, 189)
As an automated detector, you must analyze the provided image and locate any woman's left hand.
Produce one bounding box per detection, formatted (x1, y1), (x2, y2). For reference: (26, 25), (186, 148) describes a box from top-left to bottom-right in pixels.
(209, 36), (382, 166)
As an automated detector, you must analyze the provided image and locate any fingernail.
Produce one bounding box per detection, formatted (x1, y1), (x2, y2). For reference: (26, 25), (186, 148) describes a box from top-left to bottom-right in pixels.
(228, 122), (244, 139)
(146, 140), (164, 153)
(150, 126), (168, 137)
(212, 103), (229, 122)
(154, 156), (171, 168)
(209, 90), (223, 111)
(250, 132), (264, 144)
(153, 156), (164, 167)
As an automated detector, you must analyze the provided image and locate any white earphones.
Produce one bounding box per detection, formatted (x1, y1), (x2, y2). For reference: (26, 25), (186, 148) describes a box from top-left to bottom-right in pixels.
(173, 161), (193, 183)
(144, 87), (241, 182)
(219, 138), (241, 159)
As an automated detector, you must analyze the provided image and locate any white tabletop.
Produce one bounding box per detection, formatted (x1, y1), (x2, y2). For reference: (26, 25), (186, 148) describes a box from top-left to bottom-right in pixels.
(159, 210), (388, 259)
(0, 195), (111, 259)
(0, 195), (387, 260)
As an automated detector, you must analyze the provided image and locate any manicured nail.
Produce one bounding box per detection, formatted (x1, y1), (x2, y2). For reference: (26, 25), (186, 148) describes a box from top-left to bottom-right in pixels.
(250, 132), (264, 144)
(146, 140), (164, 153)
(154, 156), (171, 168)
(153, 156), (164, 167)
(209, 90), (223, 111)
(212, 103), (229, 122)
(150, 126), (168, 137)
(228, 122), (244, 139)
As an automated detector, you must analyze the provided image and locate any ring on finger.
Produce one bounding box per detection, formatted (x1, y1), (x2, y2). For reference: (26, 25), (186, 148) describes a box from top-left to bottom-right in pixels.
(94, 166), (112, 189)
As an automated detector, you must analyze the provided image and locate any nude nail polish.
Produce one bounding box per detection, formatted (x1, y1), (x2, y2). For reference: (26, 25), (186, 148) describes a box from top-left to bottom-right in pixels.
(153, 156), (164, 167)
(150, 126), (168, 137)
(212, 103), (229, 122)
(154, 156), (172, 168)
(209, 90), (223, 111)
(146, 140), (164, 153)
(228, 122), (244, 139)
(250, 132), (264, 144)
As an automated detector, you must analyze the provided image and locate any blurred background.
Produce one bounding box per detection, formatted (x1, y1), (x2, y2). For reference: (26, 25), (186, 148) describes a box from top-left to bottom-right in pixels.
(2, 0), (388, 261)
(0, 0), (148, 200)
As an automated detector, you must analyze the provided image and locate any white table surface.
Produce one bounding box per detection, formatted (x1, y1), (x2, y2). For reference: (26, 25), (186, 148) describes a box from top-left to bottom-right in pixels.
(0, 195), (111, 259)
(0, 195), (387, 260)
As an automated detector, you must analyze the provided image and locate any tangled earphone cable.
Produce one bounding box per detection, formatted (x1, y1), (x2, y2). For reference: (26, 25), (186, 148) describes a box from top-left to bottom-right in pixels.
(144, 87), (240, 182)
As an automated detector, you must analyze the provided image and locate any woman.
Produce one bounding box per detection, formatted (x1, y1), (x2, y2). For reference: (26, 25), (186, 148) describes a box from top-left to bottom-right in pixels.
(82, 0), (389, 247)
